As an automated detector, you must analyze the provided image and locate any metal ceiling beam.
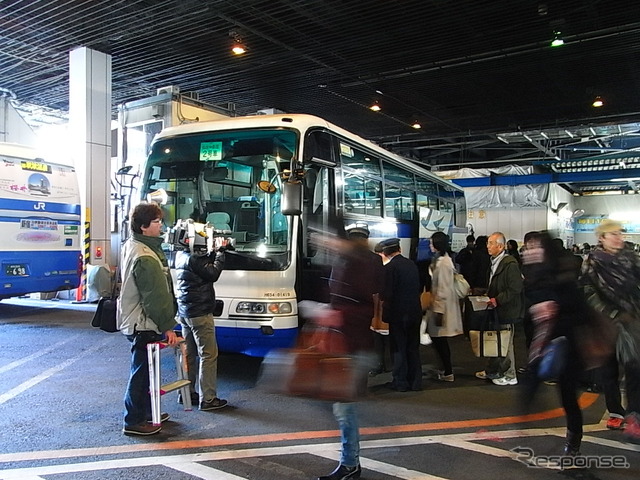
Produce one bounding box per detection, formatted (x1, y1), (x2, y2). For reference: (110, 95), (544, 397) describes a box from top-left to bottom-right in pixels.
(450, 167), (640, 187)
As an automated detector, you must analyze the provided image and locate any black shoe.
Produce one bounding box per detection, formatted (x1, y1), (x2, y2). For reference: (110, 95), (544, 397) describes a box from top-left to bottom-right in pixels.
(369, 367), (384, 377)
(317, 464), (361, 480)
(562, 430), (582, 456)
(178, 392), (200, 406)
(200, 397), (228, 411)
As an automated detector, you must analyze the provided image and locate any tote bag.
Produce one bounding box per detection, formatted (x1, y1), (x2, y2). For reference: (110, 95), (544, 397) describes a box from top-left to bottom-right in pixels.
(469, 309), (510, 357)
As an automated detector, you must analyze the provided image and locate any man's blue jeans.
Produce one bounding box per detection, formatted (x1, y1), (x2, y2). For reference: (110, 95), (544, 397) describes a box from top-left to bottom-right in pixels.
(124, 331), (161, 427)
(333, 401), (360, 467)
(180, 313), (219, 402)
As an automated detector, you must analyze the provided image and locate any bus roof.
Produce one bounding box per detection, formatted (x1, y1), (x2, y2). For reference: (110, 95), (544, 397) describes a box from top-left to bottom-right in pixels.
(152, 114), (463, 193)
(0, 142), (76, 170)
(0, 142), (40, 160)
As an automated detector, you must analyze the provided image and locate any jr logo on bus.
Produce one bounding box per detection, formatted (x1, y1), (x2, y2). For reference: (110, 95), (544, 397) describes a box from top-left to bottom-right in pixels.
(33, 202), (46, 210)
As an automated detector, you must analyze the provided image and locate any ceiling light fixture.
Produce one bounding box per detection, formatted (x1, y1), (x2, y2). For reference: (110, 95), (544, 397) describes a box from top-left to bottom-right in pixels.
(551, 31), (564, 47)
(411, 121), (421, 129)
(229, 29), (246, 55)
(592, 96), (604, 107)
(369, 101), (381, 112)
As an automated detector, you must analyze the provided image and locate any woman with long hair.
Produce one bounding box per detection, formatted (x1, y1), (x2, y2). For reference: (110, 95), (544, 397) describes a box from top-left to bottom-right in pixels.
(426, 232), (464, 381)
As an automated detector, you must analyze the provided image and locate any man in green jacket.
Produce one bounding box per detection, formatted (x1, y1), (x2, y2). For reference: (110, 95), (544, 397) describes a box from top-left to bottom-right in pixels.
(119, 202), (178, 436)
(475, 231), (524, 386)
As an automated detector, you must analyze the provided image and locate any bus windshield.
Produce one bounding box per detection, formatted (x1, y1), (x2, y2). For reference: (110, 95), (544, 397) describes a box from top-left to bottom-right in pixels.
(142, 128), (298, 271)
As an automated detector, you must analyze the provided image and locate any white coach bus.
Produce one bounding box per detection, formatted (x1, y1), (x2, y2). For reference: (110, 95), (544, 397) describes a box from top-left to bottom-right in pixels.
(139, 114), (466, 356)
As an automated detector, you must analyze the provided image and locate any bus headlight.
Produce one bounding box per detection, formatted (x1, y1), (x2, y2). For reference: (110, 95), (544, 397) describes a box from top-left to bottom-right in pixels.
(236, 301), (293, 315)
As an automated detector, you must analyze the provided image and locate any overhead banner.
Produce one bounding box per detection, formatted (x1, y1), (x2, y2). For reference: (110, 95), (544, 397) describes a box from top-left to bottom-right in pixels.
(574, 217), (640, 234)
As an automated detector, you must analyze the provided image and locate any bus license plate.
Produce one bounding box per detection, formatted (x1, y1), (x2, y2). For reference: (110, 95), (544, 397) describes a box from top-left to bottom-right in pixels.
(5, 264), (28, 276)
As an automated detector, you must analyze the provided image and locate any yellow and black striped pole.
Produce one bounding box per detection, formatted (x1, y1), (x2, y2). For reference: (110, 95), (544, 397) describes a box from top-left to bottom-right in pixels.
(82, 219), (90, 300)
(77, 209), (91, 302)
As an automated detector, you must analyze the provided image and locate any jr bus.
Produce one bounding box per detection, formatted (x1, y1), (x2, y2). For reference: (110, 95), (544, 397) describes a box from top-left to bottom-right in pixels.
(0, 143), (82, 299)
(140, 114), (466, 356)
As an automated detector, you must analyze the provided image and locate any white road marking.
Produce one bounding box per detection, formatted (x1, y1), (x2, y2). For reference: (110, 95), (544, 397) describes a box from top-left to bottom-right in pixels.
(0, 339), (109, 405)
(0, 423), (623, 480)
(0, 336), (80, 375)
(168, 462), (247, 480)
(313, 449), (448, 480)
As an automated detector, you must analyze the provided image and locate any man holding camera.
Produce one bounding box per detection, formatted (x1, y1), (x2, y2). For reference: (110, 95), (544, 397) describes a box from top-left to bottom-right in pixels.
(175, 232), (231, 411)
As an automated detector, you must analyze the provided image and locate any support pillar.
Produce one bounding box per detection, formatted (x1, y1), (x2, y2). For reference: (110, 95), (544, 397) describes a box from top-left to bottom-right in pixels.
(69, 47), (112, 270)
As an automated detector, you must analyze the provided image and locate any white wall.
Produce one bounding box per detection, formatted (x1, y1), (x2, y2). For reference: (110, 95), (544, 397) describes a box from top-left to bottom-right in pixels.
(0, 97), (37, 146)
(465, 206), (548, 246)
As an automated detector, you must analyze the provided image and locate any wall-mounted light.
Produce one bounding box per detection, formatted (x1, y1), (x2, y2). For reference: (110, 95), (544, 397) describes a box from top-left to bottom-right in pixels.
(369, 101), (381, 112)
(592, 96), (604, 107)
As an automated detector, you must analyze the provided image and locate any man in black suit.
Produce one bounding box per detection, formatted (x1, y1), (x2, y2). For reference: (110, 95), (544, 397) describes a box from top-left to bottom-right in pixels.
(380, 238), (423, 391)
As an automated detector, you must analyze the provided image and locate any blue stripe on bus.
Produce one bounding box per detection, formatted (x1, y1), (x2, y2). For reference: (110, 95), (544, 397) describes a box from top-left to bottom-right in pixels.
(0, 250), (81, 298)
(0, 198), (81, 215)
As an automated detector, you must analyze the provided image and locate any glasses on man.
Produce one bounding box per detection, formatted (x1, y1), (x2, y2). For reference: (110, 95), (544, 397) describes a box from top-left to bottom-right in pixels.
(150, 219), (163, 224)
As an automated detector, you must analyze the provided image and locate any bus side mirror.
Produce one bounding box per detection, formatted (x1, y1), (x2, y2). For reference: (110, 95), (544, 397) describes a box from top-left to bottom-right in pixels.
(281, 181), (302, 216)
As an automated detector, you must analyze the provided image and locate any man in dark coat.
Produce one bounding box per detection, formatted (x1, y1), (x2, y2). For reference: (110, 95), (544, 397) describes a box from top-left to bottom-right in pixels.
(175, 231), (229, 412)
(380, 238), (423, 392)
(475, 231), (524, 386)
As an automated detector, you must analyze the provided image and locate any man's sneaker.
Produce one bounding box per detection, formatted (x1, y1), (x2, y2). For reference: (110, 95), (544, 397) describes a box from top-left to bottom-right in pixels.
(178, 392), (200, 406)
(146, 412), (170, 424)
(623, 413), (640, 444)
(606, 416), (625, 430)
(200, 398), (228, 411)
(492, 376), (518, 386)
(123, 423), (161, 436)
(437, 373), (455, 382)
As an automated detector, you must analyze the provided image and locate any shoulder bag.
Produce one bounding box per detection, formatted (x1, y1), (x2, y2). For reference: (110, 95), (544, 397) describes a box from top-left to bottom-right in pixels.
(90, 268), (119, 333)
(453, 273), (470, 299)
(537, 336), (568, 381)
(257, 313), (372, 402)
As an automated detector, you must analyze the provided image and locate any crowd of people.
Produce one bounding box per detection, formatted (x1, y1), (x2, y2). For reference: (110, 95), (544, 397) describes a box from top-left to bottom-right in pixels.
(116, 203), (639, 480)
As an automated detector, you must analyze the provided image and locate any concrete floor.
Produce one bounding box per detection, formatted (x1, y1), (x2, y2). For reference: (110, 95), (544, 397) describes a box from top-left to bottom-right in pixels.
(0, 297), (638, 480)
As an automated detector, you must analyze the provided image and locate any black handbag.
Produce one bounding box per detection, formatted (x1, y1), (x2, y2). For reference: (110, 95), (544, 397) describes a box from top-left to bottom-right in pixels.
(91, 297), (118, 332)
(90, 268), (119, 333)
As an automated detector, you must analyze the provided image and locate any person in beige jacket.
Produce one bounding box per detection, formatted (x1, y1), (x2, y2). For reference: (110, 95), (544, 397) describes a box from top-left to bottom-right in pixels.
(426, 231), (463, 382)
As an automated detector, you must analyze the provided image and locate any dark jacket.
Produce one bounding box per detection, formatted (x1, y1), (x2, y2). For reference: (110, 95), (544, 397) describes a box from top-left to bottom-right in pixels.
(382, 253), (422, 325)
(487, 254), (524, 324)
(175, 250), (225, 318)
(330, 244), (383, 353)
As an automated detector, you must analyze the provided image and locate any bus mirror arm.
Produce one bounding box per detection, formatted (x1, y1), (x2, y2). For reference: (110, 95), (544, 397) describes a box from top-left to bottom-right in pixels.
(281, 159), (304, 216)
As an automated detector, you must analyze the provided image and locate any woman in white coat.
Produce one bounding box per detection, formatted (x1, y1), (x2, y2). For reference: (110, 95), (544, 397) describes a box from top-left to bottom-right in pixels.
(427, 231), (464, 381)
